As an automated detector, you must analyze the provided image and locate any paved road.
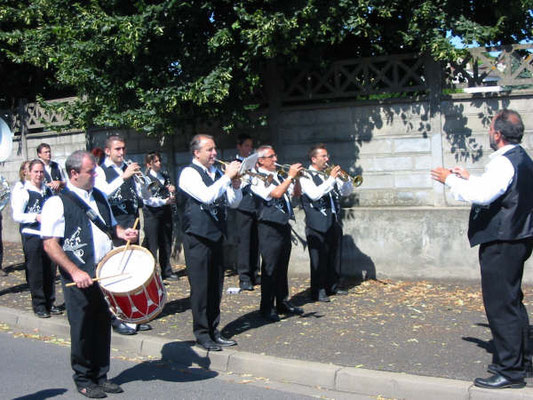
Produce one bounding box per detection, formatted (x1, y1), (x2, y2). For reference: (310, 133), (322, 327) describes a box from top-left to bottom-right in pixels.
(0, 330), (374, 400)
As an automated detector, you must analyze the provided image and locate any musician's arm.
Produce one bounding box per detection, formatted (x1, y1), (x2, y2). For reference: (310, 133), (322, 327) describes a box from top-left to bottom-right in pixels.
(11, 187), (36, 224)
(43, 237), (93, 288)
(225, 185), (243, 209)
(94, 165), (124, 196)
(299, 175), (336, 201)
(115, 224), (139, 243)
(179, 166), (231, 204)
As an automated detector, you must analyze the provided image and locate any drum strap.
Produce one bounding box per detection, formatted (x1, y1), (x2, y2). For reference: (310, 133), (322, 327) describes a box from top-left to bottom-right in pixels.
(63, 190), (114, 240)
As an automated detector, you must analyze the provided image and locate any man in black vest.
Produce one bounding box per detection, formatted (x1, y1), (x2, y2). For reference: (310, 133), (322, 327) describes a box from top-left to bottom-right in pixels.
(251, 145), (305, 322)
(431, 109), (533, 389)
(42, 150), (138, 398)
(37, 142), (66, 193)
(178, 134), (242, 351)
(300, 144), (353, 302)
(234, 134), (260, 291)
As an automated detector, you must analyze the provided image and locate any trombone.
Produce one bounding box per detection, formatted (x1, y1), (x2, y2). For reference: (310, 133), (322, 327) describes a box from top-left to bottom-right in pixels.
(215, 159), (274, 186)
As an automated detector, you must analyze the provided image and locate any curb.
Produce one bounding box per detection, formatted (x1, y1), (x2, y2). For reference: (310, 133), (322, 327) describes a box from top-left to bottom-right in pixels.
(2, 306), (533, 400)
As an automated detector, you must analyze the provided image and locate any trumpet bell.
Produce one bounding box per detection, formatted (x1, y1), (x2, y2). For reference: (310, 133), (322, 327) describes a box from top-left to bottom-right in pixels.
(353, 175), (363, 187)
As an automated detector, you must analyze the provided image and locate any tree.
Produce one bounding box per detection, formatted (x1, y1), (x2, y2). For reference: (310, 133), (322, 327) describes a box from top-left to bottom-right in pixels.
(0, 0), (531, 135)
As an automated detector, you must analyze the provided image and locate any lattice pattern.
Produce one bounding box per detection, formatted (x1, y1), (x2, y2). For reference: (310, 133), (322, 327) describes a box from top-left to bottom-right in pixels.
(447, 44), (533, 88)
(282, 54), (428, 103)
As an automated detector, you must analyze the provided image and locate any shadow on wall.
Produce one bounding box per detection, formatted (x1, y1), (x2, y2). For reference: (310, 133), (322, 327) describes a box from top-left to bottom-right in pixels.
(340, 234), (376, 282)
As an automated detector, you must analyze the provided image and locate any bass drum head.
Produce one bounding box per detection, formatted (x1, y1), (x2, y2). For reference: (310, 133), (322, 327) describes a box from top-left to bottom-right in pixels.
(96, 245), (155, 294)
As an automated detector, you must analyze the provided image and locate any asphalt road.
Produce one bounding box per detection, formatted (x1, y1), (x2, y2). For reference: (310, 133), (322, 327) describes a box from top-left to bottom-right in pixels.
(0, 330), (375, 400)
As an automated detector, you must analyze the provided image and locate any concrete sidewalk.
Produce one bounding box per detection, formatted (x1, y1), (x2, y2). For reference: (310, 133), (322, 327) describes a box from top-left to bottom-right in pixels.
(2, 306), (533, 400)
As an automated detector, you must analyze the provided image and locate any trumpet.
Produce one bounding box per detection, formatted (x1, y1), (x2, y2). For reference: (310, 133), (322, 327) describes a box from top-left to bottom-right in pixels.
(325, 163), (363, 187)
(215, 159), (274, 186)
(125, 160), (159, 191)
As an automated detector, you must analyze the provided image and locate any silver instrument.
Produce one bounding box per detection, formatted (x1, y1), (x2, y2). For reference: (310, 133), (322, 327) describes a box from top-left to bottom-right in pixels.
(125, 159), (158, 192)
(0, 118), (13, 211)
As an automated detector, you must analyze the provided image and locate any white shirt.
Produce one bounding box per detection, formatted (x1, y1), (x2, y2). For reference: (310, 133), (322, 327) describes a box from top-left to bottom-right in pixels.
(11, 181), (49, 225)
(144, 169), (169, 208)
(178, 159), (242, 208)
(94, 158), (147, 199)
(40, 182), (116, 263)
(251, 167), (293, 212)
(299, 166), (353, 213)
(445, 144), (517, 205)
(39, 158), (66, 182)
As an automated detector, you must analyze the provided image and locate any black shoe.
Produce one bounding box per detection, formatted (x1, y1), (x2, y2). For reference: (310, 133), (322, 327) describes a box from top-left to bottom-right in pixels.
(254, 276), (261, 285)
(277, 301), (304, 315)
(35, 310), (51, 318)
(196, 339), (222, 351)
(328, 288), (348, 296)
(164, 273), (179, 281)
(98, 380), (123, 394)
(316, 289), (331, 303)
(49, 305), (64, 315)
(137, 323), (152, 332)
(261, 310), (280, 322)
(112, 321), (136, 335)
(474, 374), (526, 389)
(240, 281), (254, 291)
(213, 335), (237, 347)
(77, 385), (107, 398)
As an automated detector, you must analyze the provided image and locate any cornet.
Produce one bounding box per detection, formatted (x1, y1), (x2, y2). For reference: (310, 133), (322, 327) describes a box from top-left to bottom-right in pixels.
(325, 163), (363, 187)
(125, 160), (159, 191)
(215, 159), (274, 186)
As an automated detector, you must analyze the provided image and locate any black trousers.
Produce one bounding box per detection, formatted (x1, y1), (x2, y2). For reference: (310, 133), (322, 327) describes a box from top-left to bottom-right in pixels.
(183, 233), (224, 342)
(258, 221), (291, 314)
(479, 238), (533, 381)
(142, 205), (174, 278)
(63, 283), (111, 388)
(236, 210), (260, 285)
(306, 221), (342, 298)
(23, 235), (55, 312)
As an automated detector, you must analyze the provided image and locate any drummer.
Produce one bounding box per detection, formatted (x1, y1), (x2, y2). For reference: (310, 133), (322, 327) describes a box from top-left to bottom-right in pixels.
(42, 150), (139, 398)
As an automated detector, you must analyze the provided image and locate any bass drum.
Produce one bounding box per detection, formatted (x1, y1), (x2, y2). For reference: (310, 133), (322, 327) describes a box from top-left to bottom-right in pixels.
(96, 245), (167, 324)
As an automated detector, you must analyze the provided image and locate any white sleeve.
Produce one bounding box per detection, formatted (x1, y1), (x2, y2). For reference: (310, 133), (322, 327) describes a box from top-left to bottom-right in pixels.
(299, 175), (336, 201)
(445, 156), (515, 205)
(178, 167), (232, 204)
(40, 196), (65, 238)
(226, 186), (243, 209)
(250, 177), (276, 201)
(94, 166), (125, 196)
(11, 189), (37, 224)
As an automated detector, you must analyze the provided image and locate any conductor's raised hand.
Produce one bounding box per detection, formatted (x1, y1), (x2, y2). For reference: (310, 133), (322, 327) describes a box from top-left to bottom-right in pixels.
(224, 161), (241, 180)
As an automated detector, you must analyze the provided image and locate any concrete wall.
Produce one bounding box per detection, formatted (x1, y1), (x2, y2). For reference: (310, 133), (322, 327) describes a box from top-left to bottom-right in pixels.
(2, 90), (533, 282)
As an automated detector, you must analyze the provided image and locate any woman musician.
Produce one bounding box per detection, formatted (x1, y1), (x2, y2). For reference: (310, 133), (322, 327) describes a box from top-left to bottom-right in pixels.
(11, 159), (62, 317)
(142, 151), (179, 281)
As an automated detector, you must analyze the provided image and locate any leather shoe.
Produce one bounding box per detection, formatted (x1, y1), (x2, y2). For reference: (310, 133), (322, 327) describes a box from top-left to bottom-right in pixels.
(261, 310), (280, 322)
(164, 273), (179, 281)
(137, 323), (152, 332)
(328, 288), (348, 296)
(77, 384), (107, 398)
(98, 380), (123, 393)
(213, 335), (237, 347)
(474, 374), (526, 389)
(196, 339), (222, 351)
(49, 305), (64, 315)
(277, 301), (304, 315)
(240, 281), (254, 291)
(315, 289), (331, 302)
(112, 321), (137, 335)
(35, 310), (51, 318)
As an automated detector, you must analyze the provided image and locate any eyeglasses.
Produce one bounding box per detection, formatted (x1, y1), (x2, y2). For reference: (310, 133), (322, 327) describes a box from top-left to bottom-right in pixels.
(260, 154), (277, 159)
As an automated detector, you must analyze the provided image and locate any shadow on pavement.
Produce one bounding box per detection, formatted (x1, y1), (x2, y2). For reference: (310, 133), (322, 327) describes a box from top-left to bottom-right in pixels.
(113, 341), (218, 384)
(11, 388), (68, 400)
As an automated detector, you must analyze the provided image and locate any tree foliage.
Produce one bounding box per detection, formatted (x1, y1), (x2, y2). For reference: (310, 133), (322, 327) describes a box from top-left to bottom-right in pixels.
(0, 0), (531, 135)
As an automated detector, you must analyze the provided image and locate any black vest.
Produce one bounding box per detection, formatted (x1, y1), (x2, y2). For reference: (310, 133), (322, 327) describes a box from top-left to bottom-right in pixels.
(102, 164), (139, 226)
(21, 186), (53, 232)
(59, 188), (113, 281)
(301, 174), (340, 233)
(43, 160), (63, 184)
(181, 164), (227, 241)
(468, 146), (533, 246)
(238, 182), (260, 214)
(257, 175), (294, 225)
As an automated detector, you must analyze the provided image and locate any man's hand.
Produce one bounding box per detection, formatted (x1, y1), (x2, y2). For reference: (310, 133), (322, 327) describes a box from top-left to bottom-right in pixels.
(328, 165), (341, 179)
(71, 269), (93, 289)
(224, 161), (242, 179)
(231, 177), (241, 189)
(430, 167), (452, 184)
(451, 166), (470, 180)
(122, 162), (140, 180)
(47, 181), (61, 191)
(167, 184), (176, 194)
(123, 228), (139, 243)
(288, 163), (303, 179)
